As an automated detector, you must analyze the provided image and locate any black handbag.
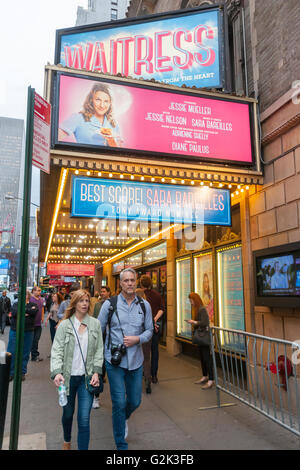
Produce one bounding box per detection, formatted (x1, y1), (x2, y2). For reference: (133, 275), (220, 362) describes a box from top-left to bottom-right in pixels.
(69, 319), (103, 395)
(192, 326), (211, 347)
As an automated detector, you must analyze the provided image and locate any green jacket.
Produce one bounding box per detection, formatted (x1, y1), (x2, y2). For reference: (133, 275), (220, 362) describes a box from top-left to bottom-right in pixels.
(50, 314), (103, 395)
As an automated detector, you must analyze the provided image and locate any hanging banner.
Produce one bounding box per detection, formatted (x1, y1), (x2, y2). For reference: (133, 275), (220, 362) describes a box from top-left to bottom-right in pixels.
(71, 176), (231, 226)
(54, 72), (254, 166)
(32, 92), (51, 174)
(47, 263), (95, 276)
(55, 7), (223, 89)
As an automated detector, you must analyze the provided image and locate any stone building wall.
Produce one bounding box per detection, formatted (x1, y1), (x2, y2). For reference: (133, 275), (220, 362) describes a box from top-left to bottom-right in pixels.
(126, 0), (300, 341)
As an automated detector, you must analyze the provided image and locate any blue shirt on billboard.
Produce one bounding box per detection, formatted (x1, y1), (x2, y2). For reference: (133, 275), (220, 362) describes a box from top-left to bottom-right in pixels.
(60, 113), (120, 146)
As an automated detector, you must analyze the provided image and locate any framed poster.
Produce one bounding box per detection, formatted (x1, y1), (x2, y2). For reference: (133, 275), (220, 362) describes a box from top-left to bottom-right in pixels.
(176, 257), (192, 340)
(194, 252), (214, 324)
(217, 244), (245, 352)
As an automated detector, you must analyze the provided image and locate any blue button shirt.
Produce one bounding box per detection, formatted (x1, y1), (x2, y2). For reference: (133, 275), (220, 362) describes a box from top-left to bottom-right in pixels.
(60, 113), (121, 146)
(99, 294), (153, 371)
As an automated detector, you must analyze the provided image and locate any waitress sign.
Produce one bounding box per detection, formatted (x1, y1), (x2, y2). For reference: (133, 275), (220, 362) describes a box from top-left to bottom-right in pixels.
(56, 7), (222, 89)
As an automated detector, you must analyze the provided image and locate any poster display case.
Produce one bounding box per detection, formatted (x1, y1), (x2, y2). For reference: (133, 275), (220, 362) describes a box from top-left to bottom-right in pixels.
(176, 257), (192, 340)
(194, 252), (214, 324)
(217, 244), (245, 352)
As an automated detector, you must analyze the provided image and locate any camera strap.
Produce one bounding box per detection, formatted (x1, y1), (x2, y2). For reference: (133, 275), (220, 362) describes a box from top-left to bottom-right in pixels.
(107, 295), (146, 349)
(107, 296), (125, 350)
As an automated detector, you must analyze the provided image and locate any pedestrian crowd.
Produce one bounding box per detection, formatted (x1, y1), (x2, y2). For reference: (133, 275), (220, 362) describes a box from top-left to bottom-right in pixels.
(2, 268), (214, 450)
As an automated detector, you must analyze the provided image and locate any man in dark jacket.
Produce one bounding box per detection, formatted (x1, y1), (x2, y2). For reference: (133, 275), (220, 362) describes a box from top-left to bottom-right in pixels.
(7, 290), (38, 381)
(139, 275), (164, 389)
(0, 290), (11, 334)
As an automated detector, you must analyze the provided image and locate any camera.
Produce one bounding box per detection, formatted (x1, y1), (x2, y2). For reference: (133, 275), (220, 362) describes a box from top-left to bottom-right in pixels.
(111, 343), (127, 366)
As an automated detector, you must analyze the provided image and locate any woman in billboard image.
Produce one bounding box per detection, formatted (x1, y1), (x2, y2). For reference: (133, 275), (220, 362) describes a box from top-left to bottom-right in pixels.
(58, 83), (122, 147)
(202, 272), (214, 324)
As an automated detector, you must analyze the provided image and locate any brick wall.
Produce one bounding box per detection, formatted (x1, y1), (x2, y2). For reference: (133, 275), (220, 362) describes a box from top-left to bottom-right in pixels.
(250, 0), (300, 111)
(250, 93), (300, 340)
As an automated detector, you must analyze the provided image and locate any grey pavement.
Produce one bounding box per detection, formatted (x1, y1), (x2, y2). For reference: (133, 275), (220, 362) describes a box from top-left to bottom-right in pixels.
(2, 324), (300, 450)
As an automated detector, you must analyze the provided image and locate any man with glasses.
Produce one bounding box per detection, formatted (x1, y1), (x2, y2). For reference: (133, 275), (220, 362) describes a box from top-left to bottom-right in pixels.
(99, 268), (153, 450)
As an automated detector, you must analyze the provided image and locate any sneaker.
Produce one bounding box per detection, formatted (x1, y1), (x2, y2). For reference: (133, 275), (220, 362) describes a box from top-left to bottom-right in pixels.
(92, 397), (100, 409)
(32, 357), (43, 362)
(124, 420), (128, 439)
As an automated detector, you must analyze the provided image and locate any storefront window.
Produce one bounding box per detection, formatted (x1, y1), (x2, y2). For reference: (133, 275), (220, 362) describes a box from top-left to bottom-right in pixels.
(143, 242), (167, 264)
(217, 244), (245, 352)
(176, 257), (192, 340)
(194, 252), (214, 325)
(125, 253), (142, 268)
(112, 260), (124, 273)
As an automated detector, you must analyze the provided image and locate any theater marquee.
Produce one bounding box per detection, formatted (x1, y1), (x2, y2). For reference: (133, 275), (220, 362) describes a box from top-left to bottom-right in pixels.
(55, 6), (223, 89)
(71, 176), (232, 226)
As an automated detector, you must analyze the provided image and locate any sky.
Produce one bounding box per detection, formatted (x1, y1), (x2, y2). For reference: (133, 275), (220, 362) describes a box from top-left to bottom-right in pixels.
(0, 0), (88, 119)
(0, 0), (88, 210)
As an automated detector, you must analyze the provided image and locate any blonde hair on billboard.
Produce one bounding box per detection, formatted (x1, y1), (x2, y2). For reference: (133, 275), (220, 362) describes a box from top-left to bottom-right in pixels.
(81, 83), (116, 128)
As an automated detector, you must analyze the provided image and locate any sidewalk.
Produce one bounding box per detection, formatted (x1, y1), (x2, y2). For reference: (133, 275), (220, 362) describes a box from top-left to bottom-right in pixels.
(2, 324), (300, 450)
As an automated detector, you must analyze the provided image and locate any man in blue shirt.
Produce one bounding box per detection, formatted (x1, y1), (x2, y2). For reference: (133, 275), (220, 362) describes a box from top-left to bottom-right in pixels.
(99, 268), (153, 450)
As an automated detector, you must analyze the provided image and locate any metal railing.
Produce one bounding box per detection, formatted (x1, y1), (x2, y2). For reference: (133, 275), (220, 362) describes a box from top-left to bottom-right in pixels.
(205, 326), (300, 437)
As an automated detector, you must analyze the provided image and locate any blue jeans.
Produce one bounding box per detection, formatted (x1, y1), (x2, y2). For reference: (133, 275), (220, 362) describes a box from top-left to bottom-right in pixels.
(105, 360), (143, 450)
(49, 318), (57, 343)
(62, 375), (93, 450)
(7, 329), (34, 376)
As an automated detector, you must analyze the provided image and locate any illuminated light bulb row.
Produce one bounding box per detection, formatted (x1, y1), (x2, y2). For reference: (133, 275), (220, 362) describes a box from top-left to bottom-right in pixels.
(72, 169), (251, 189)
(231, 186), (250, 198)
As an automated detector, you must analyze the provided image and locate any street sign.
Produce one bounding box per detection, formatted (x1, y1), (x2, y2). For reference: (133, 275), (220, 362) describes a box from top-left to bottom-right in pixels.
(32, 92), (51, 174)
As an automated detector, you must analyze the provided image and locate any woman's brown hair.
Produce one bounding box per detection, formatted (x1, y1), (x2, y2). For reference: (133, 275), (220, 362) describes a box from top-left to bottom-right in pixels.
(54, 292), (63, 305)
(64, 289), (91, 320)
(81, 83), (116, 127)
(188, 292), (204, 321)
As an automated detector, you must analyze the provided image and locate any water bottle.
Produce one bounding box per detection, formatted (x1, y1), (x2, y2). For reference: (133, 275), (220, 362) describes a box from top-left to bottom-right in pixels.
(58, 380), (67, 407)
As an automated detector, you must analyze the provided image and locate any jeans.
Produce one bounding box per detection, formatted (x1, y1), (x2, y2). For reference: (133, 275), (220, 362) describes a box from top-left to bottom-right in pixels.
(151, 332), (160, 378)
(7, 329), (34, 376)
(62, 375), (93, 450)
(1, 313), (7, 333)
(49, 318), (57, 344)
(31, 326), (42, 360)
(105, 360), (143, 450)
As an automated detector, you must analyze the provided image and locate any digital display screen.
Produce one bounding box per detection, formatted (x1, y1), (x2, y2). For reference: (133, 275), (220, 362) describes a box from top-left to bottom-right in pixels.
(256, 253), (299, 297)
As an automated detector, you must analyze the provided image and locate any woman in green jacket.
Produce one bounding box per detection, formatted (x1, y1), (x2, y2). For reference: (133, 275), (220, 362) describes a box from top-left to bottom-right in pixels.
(50, 289), (103, 450)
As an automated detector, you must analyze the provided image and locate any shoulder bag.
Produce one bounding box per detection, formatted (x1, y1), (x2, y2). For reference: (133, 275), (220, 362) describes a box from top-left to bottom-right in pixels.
(192, 326), (211, 347)
(69, 319), (103, 395)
